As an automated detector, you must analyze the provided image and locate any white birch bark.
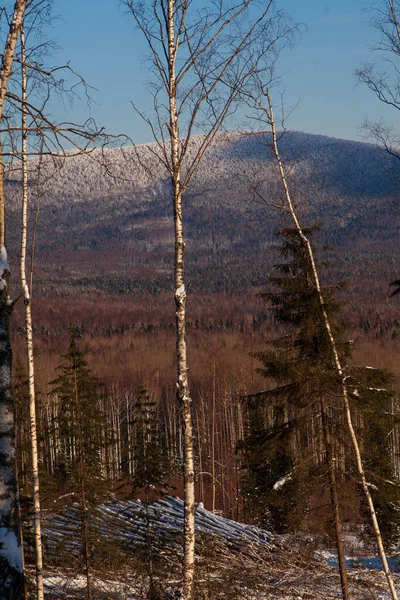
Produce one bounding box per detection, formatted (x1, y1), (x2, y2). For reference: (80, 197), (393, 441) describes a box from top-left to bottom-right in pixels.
(20, 25), (44, 600)
(167, 2), (195, 596)
(125, 2), (285, 595)
(0, 1), (27, 597)
(266, 91), (399, 600)
(388, 0), (400, 42)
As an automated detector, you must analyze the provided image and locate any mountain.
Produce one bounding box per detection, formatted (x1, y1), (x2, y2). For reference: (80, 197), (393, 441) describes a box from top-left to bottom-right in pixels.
(4, 130), (400, 297)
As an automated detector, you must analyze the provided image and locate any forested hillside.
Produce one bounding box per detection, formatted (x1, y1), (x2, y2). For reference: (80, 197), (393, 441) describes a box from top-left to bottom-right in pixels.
(4, 131), (400, 299)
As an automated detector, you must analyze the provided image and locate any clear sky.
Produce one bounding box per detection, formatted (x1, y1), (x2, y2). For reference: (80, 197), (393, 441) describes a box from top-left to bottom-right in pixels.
(48, 0), (397, 144)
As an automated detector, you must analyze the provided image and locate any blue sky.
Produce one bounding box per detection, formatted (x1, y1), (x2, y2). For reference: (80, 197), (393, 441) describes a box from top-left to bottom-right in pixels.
(48, 0), (397, 144)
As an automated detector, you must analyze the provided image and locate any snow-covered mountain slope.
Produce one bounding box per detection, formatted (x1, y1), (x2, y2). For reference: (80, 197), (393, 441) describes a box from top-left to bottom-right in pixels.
(6, 130), (399, 208)
(4, 131), (399, 296)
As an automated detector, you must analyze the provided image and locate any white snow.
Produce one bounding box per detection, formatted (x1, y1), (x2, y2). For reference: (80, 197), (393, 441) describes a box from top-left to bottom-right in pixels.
(0, 528), (23, 572)
(42, 496), (400, 599)
(0, 244), (10, 294)
(0, 245), (8, 267)
(273, 474), (292, 491)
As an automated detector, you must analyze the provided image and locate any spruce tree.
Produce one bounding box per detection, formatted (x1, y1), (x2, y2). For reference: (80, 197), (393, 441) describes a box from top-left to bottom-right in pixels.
(132, 386), (169, 499)
(240, 226), (348, 533)
(239, 227), (400, 598)
(48, 330), (108, 600)
(347, 366), (400, 551)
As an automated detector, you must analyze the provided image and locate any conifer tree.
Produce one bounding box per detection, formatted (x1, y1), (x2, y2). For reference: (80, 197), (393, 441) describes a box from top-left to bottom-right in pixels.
(347, 366), (400, 551)
(240, 227), (400, 600)
(240, 227), (348, 532)
(132, 386), (169, 499)
(48, 331), (108, 600)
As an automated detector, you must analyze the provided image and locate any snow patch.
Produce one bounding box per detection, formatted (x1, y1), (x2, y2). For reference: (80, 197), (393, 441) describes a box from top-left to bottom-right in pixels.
(0, 245), (8, 266)
(0, 245), (10, 294)
(273, 474), (292, 491)
(0, 528), (23, 572)
(0, 245), (9, 274)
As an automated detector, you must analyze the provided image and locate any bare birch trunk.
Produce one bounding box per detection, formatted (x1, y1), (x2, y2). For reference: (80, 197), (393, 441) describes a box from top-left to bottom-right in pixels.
(174, 181), (195, 599)
(20, 26), (44, 600)
(266, 91), (398, 600)
(167, 1), (195, 596)
(0, 2), (27, 597)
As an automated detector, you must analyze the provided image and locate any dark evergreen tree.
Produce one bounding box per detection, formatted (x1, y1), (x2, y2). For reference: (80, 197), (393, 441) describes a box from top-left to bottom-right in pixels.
(132, 386), (169, 498)
(48, 330), (109, 600)
(347, 367), (400, 551)
(240, 226), (348, 533)
(48, 331), (107, 498)
(239, 227), (400, 548)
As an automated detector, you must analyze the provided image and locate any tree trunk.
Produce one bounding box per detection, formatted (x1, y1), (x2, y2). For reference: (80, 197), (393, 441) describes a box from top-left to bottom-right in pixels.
(0, 2), (27, 597)
(174, 182), (195, 600)
(167, 0), (195, 597)
(20, 25), (44, 600)
(320, 394), (350, 600)
(0, 293), (24, 599)
(266, 90), (399, 600)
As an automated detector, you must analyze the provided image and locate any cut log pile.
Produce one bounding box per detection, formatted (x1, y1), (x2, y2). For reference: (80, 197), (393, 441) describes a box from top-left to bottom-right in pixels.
(44, 495), (276, 557)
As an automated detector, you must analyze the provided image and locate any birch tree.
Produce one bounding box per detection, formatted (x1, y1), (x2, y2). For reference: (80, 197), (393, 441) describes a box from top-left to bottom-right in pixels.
(0, 2), (27, 597)
(123, 1), (294, 596)
(241, 83), (399, 600)
(357, 0), (400, 156)
(0, 3), (105, 594)
(19, 21), (44, 600)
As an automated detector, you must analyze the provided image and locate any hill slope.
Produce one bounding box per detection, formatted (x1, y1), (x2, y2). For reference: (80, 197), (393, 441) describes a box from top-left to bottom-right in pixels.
(4, 130), (400, 297)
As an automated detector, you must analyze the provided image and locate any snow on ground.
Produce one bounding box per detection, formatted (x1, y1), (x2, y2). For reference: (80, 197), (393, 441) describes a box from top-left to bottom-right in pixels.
(41, 496), (400, 599)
